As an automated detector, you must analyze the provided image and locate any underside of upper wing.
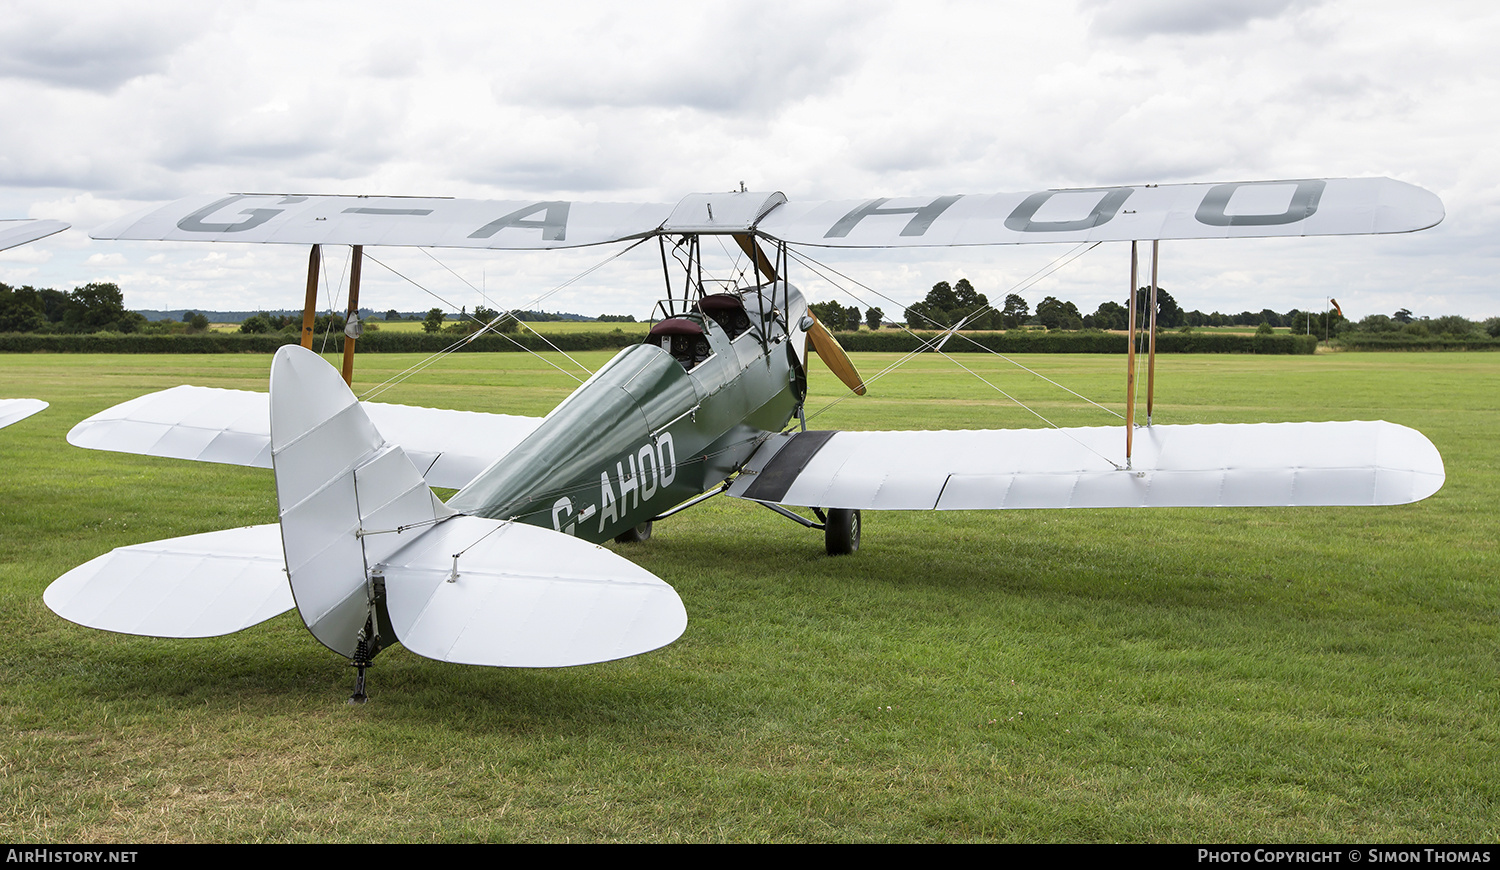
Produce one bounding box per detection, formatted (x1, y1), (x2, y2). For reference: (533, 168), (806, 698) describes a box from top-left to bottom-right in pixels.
(727, 422), (1444, 510)
(90, 194), (674, 250)
(67, 385), (542, 489)
(0, 219), (69, 252)
(755, 178), (1443, 247)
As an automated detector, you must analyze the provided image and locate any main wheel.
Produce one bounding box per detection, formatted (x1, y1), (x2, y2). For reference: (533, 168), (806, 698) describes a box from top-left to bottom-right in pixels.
(614, 521), (653, 544)
(824, 508), (860, 556)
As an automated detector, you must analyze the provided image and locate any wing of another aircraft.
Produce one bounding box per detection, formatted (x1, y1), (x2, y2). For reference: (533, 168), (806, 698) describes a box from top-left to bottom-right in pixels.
(727, 422), (1444, 510)
(0, 219), (69, 252)
(0, 398), (48, 429)
(67, 385), (543, 489)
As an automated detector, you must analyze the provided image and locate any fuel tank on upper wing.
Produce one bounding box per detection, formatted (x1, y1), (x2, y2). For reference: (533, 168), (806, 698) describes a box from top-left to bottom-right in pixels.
(446, 285), (805, 543)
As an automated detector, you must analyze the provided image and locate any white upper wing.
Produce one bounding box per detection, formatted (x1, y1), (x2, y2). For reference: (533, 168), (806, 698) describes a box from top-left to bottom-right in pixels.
(0, 219), (69, 252)
(87, 179), (1442, 252)
(91, 194), (674, 249)
(728, 421), (1444, 510)
(755, 178), (1443, 247)
(68, 385), (542, 490)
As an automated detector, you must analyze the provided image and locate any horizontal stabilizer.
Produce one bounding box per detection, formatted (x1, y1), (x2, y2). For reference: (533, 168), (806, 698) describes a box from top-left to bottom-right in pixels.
(0, 398), (47, 429)
(44, 524), (293, 637)
(68, 385), (541, 489)
(380, 516), (687, 668)
(729, 421), (1444, 510)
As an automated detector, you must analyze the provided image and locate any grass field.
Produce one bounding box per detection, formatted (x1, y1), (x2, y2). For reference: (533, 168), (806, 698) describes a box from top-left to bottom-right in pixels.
(0, 350), (1494, 842)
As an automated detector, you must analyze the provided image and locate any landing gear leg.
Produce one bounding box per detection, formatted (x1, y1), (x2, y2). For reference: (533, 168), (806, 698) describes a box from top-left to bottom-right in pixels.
(348, 634), (372, 705)
(824, 508), (861, 556)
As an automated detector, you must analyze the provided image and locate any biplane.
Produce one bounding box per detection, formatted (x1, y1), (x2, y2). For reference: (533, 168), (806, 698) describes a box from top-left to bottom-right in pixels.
(0, 218), (69, 429)
(45, 179), (1446, 701)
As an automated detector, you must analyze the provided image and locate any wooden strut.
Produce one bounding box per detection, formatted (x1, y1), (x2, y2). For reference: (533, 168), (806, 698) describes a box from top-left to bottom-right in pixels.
(1147, 239), (1159, 425)
(341, 245), (363, 386)
(1125, 241), (1137, 467)
(300, 244), (321, 349)
(733, 233), (779, 284)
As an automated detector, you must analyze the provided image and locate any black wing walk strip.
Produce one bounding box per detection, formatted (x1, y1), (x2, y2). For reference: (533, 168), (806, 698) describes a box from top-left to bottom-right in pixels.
(740, 430), (839, 503)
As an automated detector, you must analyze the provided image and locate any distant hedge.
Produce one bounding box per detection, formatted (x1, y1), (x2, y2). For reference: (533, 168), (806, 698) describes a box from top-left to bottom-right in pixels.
(0, 329), (643, 354)
(835, 330), (1317, 355)
(0, 333), (298, 353)
(0, 328), (1318, 354)
(1336, 334), (1500, 351)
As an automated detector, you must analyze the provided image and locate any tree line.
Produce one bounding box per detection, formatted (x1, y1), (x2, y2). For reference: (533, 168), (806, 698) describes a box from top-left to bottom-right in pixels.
(0, 281), (146, 334)
(801, 279), (1500, 339)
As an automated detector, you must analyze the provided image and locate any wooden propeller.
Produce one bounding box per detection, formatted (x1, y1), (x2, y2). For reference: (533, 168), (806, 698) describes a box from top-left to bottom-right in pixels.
(805, 313), (867, 396)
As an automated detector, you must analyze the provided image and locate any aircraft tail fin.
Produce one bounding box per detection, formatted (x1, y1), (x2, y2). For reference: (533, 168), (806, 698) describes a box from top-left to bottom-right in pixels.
(269, 346), (686, 666)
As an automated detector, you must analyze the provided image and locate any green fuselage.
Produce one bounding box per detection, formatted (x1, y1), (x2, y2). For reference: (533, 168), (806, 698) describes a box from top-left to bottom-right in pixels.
(445, 285), (806, 542)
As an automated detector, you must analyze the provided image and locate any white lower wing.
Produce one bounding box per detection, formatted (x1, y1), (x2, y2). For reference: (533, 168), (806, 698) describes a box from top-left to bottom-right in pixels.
(44, 524), (294, 637)
(728, 422), (1444, 510)
(0, 399), (47, 429)
(67, 385), (542, 489)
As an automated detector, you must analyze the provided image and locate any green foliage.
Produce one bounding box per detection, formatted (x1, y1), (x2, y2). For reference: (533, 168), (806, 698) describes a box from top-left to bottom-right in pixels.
(864, 307), (883, 331)
(423, 307), (445, 333)
(239, 313), (272, 334)
(1084, 300), (1128, 331)
(1034, 296), (1082, 331)
(905, 279), (997, 330)
(1001, 293), (1029, 329)
(809, 300), (856, 331)
(0, 283), (47, 332)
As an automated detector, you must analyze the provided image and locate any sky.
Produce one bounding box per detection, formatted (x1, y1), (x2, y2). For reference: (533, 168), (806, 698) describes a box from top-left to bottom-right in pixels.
(1, 0), (1496, 322)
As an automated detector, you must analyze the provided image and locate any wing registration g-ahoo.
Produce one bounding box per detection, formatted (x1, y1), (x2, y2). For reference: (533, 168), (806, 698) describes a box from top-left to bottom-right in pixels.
(89, 178), (1441, 250)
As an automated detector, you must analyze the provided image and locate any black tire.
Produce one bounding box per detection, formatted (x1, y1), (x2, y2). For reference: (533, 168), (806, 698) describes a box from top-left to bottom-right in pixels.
(614, 521), (653, 544)
(824, 508), (860, 556)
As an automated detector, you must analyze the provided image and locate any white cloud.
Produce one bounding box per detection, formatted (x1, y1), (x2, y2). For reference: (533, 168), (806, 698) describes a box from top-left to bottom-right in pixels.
(0, 0), (1495, 319)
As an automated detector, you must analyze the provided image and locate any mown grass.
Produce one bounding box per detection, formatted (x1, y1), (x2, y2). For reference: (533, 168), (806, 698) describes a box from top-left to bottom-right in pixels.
(0, 350), (1494, 842)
